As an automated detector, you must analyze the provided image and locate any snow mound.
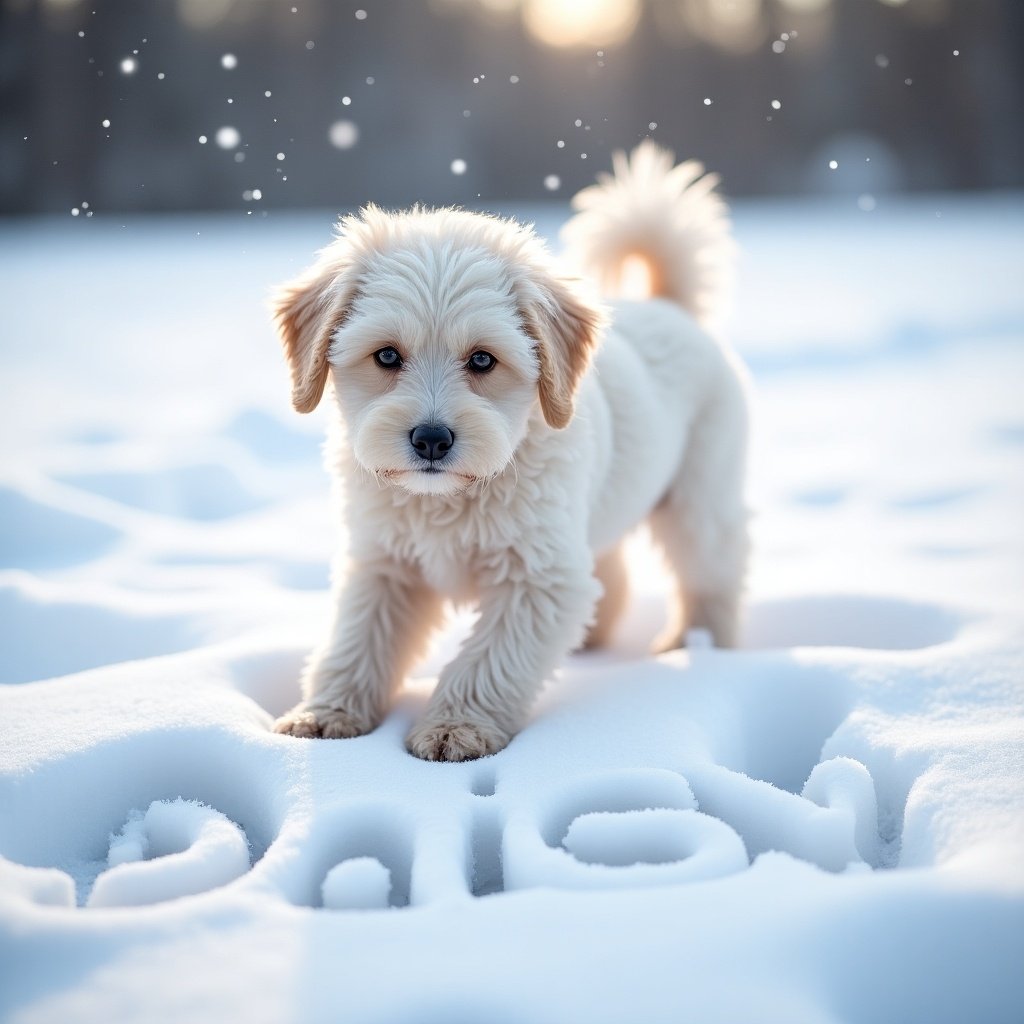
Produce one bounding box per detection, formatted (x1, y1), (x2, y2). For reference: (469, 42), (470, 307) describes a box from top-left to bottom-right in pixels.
(563, 808), (748, 875)
(58, 462), (267, 521)
(0, 485), (120, 570)
(322, 857), (392, 911)
(802, 756), (879, 867)
(88, 799), (251, 908)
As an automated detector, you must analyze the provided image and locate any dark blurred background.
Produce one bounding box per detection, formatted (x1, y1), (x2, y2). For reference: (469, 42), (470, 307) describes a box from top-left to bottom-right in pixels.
(2, 0), (1022, 215)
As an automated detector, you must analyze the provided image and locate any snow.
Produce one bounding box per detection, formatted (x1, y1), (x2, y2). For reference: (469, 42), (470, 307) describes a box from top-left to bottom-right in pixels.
(214, 126), (240, 150)
(322, 857), (392, 911)
(89, 800), (251, 908)
(327, 121), (359, 150)
(1, 195), (1023, 1022)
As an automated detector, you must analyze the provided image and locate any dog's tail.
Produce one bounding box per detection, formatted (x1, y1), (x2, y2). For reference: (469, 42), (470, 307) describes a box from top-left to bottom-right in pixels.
(560, 140), (733, 326)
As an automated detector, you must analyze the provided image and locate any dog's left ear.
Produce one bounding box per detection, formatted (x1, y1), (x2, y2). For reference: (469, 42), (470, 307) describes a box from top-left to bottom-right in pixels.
(521, 274), (606, 430)
(272, 241), (361, 414)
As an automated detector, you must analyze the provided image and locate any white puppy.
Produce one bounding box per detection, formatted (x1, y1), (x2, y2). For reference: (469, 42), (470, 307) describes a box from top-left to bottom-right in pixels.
(271, 142), (749, 761)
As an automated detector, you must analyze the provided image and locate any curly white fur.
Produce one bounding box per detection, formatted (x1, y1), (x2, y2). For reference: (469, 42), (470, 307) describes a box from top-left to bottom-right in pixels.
(271, 143), (750, 761)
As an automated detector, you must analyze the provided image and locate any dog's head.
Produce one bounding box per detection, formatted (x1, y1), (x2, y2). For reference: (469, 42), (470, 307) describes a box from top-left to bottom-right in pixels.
(272, 206), (605, 496)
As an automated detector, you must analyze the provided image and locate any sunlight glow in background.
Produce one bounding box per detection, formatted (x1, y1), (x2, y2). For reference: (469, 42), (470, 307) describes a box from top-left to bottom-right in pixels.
(39, 0), (952, 50)
(522, 0), (641, 48)
(449, 0), (950, 51)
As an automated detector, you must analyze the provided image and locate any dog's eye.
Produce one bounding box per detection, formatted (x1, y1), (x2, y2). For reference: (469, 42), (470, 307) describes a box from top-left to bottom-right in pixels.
(467, 351), (496, 374)
(374, 347), (403, 369)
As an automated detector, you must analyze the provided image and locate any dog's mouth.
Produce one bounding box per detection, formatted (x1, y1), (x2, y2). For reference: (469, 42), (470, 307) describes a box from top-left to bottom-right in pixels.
(413, 466), (477, 482)
(376, 467), (478, 487)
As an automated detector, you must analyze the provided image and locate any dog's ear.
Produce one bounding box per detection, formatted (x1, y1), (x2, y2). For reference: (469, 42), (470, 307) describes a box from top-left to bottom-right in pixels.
(521, 274), (606, 430)
(272, 239), (361, 414)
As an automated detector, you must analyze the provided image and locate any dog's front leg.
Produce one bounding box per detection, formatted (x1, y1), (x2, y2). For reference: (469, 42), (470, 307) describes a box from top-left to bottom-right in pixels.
(274, 560), (442, 739)
(406, 559), (599, 761)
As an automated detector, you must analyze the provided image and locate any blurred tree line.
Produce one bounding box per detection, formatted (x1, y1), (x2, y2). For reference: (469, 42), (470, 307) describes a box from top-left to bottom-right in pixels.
(1, 0), (1021, 215)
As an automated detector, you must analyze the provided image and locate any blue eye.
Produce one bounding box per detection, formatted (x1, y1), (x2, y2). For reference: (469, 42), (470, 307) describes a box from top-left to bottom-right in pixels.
(374, 347), (402, 369)
(467, 351), (496, 373)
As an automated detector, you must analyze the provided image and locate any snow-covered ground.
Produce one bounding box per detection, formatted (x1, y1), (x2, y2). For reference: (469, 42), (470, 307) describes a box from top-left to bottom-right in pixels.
(1, 195), (1023, 1023)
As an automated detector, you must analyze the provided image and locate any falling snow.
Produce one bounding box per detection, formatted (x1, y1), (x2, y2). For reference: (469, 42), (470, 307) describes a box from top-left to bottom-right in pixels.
(215, 127), (241, 149)
(328, 121), (359, 149)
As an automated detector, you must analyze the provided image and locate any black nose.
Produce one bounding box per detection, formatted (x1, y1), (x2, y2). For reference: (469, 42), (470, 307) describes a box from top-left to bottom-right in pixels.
(410, 423), (454, 461)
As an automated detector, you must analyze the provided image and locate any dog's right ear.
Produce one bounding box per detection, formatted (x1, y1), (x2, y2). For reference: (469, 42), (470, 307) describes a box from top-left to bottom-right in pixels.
(272, 240), (361, 414)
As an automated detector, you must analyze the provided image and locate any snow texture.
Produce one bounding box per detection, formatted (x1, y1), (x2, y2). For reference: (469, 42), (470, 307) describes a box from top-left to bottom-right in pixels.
(1, 196), (1023, 1023)
(88, 800), (251, 908)
(321, 857), (392, 911)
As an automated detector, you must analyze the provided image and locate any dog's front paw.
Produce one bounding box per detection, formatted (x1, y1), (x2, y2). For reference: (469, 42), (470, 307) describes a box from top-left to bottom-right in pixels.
(405, 718), (508, 762)
(272, 703), (377, 740)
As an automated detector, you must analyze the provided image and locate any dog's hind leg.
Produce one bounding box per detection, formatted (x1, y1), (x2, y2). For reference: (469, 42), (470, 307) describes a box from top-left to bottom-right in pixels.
(581, 543), (629, 650)
(648, 379), (749, 651)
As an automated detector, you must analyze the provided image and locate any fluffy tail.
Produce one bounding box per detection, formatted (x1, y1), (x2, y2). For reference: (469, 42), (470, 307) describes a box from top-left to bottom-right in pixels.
(561, 140), (733, 326)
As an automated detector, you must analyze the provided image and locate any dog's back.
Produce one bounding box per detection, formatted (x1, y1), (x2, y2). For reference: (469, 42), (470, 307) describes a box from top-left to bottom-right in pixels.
(564, 142), (750, 649)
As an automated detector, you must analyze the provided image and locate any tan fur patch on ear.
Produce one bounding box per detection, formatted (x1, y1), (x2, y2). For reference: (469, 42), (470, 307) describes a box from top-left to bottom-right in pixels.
(272, 255), (357, 414)
(528, 276), (606, 430)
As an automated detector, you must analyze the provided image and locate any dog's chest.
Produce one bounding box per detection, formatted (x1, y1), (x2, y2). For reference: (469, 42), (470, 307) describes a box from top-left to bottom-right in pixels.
(415, 543), (477, 600)
(377, 501), (486, 601)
